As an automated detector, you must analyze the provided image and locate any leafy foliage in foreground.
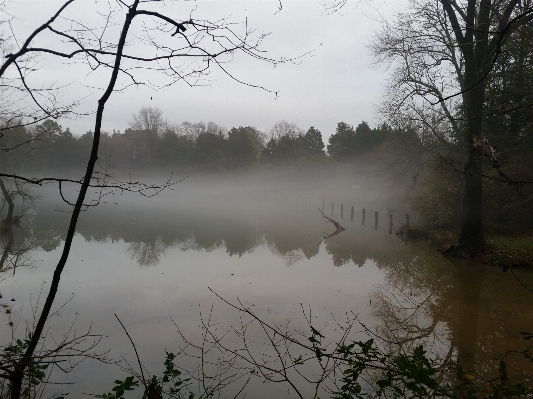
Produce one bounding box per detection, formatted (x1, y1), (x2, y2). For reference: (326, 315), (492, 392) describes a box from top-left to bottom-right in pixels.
(1, 337), (50, 399)
(93, 352), (193, 399)
(1, 318), (532, 399)
(333, 337), (533, 399)
(94, 328), (533, 399)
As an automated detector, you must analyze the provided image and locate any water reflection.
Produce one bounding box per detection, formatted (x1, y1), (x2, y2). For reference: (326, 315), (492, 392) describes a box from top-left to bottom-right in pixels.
(127, 239), (168, 266)
(0, 227), (39, 276)
(0, 206), (40, 277)
(29, 197), (404, 268)
(372, 249), (533, 381)
(2, 193), (533, 395)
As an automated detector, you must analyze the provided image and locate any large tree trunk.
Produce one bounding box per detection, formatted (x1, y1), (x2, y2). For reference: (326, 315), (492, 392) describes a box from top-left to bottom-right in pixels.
(442, 0), (492, 255)
(459, 83), (486, 255)
(459, 150), (484, 253)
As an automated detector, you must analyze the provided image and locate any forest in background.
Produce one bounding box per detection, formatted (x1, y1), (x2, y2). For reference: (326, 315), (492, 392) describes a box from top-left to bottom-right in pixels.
(1, 101), (533, 235)
(0, 115), (409, 175)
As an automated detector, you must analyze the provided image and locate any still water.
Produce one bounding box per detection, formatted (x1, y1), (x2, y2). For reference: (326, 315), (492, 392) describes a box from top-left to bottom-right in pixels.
(1, 183), (533, 397)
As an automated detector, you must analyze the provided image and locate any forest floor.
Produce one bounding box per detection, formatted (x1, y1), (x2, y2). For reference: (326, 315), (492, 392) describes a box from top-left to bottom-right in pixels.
(481, 235), (533, 269)
(403, 228), (533, 269)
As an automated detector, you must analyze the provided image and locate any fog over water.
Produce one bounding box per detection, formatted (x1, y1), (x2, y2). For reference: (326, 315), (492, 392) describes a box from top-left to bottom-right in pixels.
(1, 173), (533, 396)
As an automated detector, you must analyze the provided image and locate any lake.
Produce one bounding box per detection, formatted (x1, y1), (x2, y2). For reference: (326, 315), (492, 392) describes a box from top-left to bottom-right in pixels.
(1, 178), (533, 397)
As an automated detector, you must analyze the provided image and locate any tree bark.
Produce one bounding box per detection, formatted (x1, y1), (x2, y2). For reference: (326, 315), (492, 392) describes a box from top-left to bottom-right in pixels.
(9, 3), (139, 398)
(459, 83), (486, 254)
(441, 0), (491, 254)
(441, 0), (531, 254)
(0, 177), (14, 224)
(460, 149), (484, 252)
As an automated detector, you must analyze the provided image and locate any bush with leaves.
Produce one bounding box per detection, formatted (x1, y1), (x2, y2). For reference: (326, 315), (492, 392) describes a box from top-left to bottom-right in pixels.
(87, 297), (533, 399)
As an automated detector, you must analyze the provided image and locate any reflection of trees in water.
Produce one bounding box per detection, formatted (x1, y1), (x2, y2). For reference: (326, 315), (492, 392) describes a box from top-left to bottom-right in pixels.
(0, 229), (15, 273)
(372, 253), (453, 345)
(0, 216), (54, 277)
(0, 179), (38, 275)
(222, 221), (261, 257)
(282, 250), (304, 266)
(323, 230), (402, 267)
(30, 201), (415, 268)
(24, 198), (533, 381)
(127, 238), (169, 267)
(325, 236), (368, 267)
(66, 200), (533, 381)
(0, 215), (41, 277)
(263, 222), (314, 266)
(266, 247), (306, 266)
(371, 250), (533, 382)
(92, 207), (261, 258)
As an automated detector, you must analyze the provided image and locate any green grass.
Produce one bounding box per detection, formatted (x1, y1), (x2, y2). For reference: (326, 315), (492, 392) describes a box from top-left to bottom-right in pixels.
(487, 235), (533, 252)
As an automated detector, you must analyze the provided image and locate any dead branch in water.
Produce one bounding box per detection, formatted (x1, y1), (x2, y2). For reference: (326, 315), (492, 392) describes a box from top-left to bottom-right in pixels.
(318, 208), (346, 232)
(317, 208), (346, 246)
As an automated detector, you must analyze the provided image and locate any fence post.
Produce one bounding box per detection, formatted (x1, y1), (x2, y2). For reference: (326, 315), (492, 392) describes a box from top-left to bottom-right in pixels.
(375, 211), (378, 230)
(362, 209), (365, 225)
(351, 206), (354, 222)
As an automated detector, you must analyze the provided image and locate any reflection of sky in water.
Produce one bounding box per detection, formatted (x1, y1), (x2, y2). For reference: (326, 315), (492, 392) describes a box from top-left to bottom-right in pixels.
(2, 191), (533, 396)
(1, 235), (384, 396)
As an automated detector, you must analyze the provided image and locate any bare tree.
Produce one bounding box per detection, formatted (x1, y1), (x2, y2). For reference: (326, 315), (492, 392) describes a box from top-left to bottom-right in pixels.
(129, 106), (165, 134)
(0, 1), (295, 397)
(268, 120), (304, 141)
(372, 0), (462, 144)
(373, 0), (533, 255)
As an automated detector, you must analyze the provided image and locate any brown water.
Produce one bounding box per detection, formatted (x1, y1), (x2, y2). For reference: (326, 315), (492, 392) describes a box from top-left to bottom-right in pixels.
(1, 187), (533, 397)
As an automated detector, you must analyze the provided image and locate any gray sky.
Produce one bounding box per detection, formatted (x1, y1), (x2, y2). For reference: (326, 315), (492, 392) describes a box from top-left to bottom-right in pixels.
(4, 0), (405, 141)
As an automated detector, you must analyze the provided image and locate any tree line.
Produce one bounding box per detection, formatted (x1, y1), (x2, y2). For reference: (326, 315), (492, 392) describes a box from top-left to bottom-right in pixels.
(0, 110), (417, 175)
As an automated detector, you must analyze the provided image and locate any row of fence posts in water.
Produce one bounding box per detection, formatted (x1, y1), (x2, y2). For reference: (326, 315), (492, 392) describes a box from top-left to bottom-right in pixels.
(266, 195), (410, 234)
(317, 201), (409, 234)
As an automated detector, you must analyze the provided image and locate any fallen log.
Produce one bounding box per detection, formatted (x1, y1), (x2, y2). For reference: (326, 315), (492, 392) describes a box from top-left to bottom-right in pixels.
(318, 207), (346, 232)
(317, 208), (346, 246)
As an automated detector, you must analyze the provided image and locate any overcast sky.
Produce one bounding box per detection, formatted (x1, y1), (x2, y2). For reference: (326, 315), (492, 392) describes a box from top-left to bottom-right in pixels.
(4, 0), (406, 141)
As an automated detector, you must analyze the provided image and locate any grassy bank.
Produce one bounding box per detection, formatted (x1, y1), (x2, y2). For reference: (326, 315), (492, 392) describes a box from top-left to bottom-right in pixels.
(482, 235), (533, 269)
(398, 226), (533, 268)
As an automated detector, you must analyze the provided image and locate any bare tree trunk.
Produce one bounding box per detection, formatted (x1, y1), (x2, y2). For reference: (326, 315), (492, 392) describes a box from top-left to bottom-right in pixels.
(457, 0), (491, 255)
(0, 229), (14, 272)
(0, 178), (15, 274)
(460, 150), (484, 252)
(9, 3), (139, 397)
(459, 84), (486, 254)
(0, 177), (14, 223)
(441, 0), (493, 255)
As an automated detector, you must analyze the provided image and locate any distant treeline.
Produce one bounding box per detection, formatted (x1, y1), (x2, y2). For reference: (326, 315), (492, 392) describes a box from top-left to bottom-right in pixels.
(0, 109), (420, 175)
(3, 106), (533, 233)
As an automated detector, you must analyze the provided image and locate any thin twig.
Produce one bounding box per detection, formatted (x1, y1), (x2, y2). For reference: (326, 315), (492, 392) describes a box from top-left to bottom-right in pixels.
(114, 313), (146, 387)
